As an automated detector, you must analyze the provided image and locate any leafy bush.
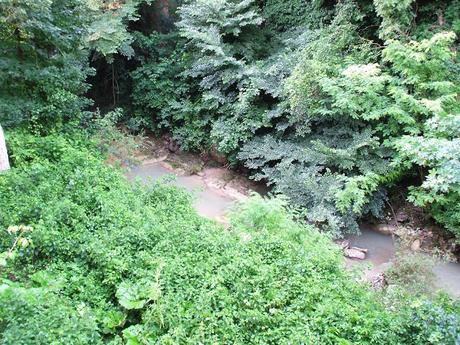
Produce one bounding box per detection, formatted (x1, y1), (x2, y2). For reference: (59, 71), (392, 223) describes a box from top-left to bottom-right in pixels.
(132, 0), (286, 154)
(0, 0), (149, 131)
(240, 2), (384, 235)
(333, 32), (460, 238)
(130, 32), (212, 150)
(400, 299), (460, 344)
(262, 0), (335, 31)
(0, 283), (102, 345)
(1, 131), (458, 344)
(386, 33), (460, 237)
(90, 108), (145, 166)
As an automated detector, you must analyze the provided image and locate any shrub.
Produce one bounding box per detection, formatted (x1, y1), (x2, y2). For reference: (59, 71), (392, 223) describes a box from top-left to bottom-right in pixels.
(90, 108), (145, 166)
(1, 131), (459, 343)
(0, 283), (102, 345)
(262, 0), (335, 32)
(0, 0), (94, 130)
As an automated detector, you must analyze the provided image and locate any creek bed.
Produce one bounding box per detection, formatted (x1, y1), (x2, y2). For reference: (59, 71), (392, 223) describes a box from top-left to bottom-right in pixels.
(127, 162), (235, 220)
(127, 160), (460, 298)
(347, 227), (460, 298)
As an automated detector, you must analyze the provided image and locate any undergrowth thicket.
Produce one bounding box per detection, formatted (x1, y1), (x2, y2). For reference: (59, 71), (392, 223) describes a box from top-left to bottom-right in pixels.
(0, 132), (459, 344)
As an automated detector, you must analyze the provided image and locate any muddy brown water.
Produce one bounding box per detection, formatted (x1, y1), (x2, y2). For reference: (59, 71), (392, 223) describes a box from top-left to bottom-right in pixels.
(127, 160), (460, 299)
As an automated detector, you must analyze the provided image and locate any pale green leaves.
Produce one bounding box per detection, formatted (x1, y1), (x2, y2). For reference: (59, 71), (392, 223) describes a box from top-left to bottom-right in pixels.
(86, 17), (135, 59)
(116, 266), (163, 310)
(116, 278), (161, 309)
(335, 173), (381, 214)
(122, 324), (145, 345)
(101, 310), (126, 334)
(85, 0), (149, 60)
(1, 224), (34, 267)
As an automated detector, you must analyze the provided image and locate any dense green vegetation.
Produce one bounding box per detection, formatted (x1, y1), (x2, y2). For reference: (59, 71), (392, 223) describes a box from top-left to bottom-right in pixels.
(1, 0), (460, 343)
(131, 0), (460, 237)
(0, 132), (459, 343)
(1, 0), (459, 237)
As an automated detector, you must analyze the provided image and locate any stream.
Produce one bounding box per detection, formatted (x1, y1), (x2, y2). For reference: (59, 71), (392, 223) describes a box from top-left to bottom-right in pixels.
(347, 228), (460, 297)
(127, 162), (235, 220)
(127, 158), (460, 298)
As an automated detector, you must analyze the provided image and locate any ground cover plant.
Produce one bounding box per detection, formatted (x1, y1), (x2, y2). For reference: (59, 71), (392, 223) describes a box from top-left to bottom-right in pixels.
(0, 132), (459, 344)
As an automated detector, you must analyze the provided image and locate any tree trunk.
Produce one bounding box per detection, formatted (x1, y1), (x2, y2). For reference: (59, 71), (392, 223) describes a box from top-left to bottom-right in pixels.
(0, 124), (10, 171)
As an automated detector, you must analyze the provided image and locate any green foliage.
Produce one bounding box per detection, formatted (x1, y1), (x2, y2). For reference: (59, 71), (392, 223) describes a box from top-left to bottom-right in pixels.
(1, 131), (458, 343)
(176, 0), (273, 154)
(374, 0), (415, 39)
(262, 0), (334, 31)
(132, 0), (285, 153)
(384, 32), (460, 236)
(0, 283), (102, 345)
(0, 0), (94, 130)
(399, 299), (460, 344)
(238, 134), (383, 236)
(131, 1), (379, 234)
(273, 24), (459, 236)
(3, 1), (460, 343)
(130, 32), (213, 149)
(240, 2), (385, 235)
(0, 0), (149, 130)
(90, 108), (144, 165)
(386, 247), (436, 295)
(0, 225), (34, 267)
(116, 277), (161, 310)
(131, 0), (460, 238)
(336, 173), (382, 214)
(86, 1), (149, 61)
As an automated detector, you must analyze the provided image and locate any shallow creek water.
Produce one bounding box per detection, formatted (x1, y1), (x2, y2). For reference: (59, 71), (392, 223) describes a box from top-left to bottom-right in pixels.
(347, 228), (460, 298)
(127, 160), (460, 298)
(127, 162), (236, 220)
